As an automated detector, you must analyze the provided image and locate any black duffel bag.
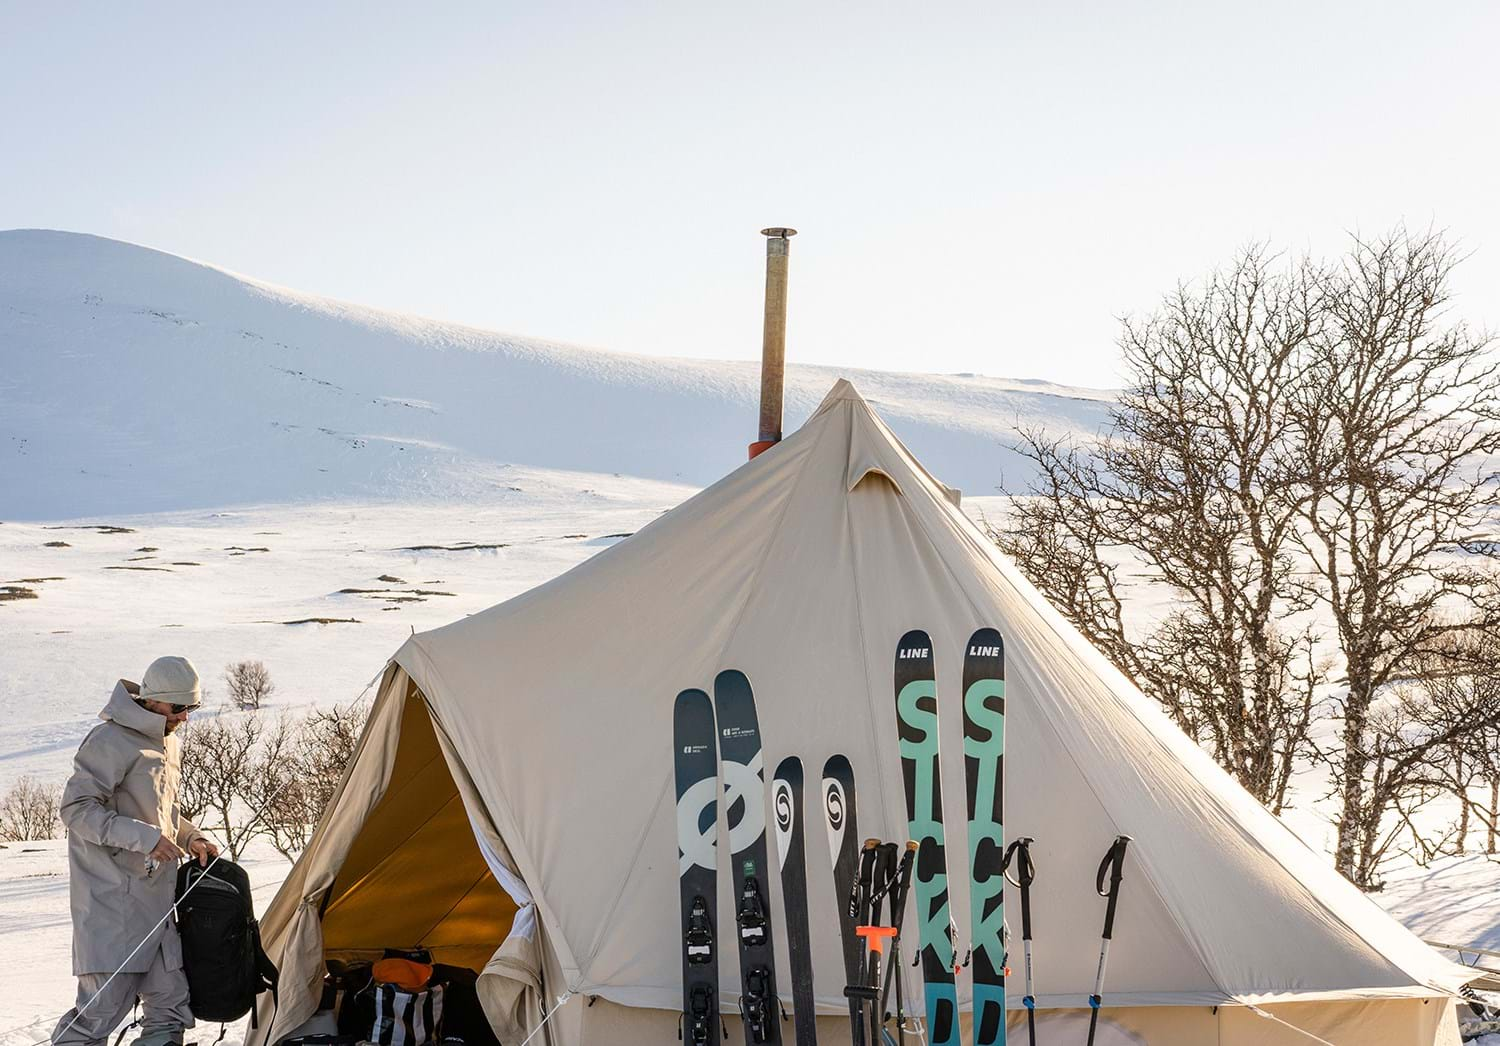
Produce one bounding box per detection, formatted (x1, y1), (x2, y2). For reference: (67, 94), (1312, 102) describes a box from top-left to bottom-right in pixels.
(430, 966), (500, 1046)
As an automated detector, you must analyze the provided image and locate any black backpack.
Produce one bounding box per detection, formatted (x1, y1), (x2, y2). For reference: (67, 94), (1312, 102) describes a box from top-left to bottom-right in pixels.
(175, 858), (279, 1024)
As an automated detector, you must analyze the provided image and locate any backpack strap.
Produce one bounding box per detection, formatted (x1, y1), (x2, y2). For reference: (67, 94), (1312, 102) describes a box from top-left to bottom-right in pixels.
(250, 918), (280, 1032)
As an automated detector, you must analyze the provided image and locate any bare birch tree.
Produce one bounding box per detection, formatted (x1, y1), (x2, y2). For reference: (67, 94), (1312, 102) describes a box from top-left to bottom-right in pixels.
(178, 712), (263, 860)
(995, 246), (1323, 811)
(0, 776), (63, 841)
(995, 227), (1500, 887)
(254, 702), (367, 860)
(1288, 229), (1500, 884)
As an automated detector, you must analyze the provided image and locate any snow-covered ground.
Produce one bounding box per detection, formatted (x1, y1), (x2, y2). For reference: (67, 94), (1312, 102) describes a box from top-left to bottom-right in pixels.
(0, 472), (688, 784)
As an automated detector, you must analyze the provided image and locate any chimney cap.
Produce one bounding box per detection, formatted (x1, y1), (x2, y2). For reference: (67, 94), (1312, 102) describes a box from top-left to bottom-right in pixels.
(760, 227), (798, 238)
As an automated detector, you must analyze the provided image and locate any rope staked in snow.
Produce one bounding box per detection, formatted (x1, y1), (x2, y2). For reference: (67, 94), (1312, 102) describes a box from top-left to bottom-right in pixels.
(518, 990), (576, 1046)
(1246, 1004), (1340, 1046)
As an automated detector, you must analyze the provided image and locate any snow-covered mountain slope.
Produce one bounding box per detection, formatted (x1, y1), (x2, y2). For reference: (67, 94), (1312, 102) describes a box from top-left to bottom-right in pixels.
(0, 229), (1113, 519)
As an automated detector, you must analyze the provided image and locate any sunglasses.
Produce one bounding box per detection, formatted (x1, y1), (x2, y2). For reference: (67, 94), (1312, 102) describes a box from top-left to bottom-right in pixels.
(135, 697), (195, 716)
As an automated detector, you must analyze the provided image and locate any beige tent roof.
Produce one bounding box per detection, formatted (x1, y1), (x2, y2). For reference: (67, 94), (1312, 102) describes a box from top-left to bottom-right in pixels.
(257, 380), (1472, 1045)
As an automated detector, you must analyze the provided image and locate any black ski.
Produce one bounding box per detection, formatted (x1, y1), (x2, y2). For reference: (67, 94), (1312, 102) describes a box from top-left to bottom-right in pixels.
(674, 688), (721, 1046)
(772, 757), (817, 1046)
(963, 628), (1007, 1046)
(714, 669), (782, 1045)
(893, 630), (958, 1046)
(821, 754), (864, 1046)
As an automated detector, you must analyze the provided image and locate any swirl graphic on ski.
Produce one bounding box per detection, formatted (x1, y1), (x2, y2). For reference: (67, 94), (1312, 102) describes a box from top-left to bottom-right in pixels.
(772, 757), (818, 1045)
(821, 755), (864, 1045)
(893, 631), (958, 1046)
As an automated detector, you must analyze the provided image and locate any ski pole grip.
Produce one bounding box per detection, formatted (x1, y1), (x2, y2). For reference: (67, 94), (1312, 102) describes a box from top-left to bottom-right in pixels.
(1096, 835), (1132, 940)
(1003, 837), (1036, 888)
(1096, 835), (1130, 897)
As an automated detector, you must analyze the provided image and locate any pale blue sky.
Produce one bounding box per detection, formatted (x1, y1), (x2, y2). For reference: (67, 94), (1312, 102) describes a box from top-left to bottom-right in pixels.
(3, 2), (1496, 388)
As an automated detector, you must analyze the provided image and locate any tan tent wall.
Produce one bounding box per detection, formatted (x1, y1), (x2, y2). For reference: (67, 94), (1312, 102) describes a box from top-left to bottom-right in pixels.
(321, 689), (518, 972)
(557, 996), (1459, 1045)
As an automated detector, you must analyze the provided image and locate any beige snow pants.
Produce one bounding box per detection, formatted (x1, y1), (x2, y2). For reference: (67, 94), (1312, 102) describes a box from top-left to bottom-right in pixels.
(52, 943), (194, 1046)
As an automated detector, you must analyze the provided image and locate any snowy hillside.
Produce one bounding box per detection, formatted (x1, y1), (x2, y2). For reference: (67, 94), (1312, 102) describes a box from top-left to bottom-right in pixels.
(0, 230), (1113, 519)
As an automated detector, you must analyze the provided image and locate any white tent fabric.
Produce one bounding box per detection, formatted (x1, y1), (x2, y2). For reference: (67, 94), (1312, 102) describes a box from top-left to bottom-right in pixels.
(255, 380), (1472, 1046)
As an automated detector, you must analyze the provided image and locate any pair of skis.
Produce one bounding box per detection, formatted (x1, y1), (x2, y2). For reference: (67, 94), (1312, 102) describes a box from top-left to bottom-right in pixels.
(673, 624), (1011, 1046)
(674, 671), (784, 1045)
(893, 628), (1007, 1046)
(674, 669), (857, 1046)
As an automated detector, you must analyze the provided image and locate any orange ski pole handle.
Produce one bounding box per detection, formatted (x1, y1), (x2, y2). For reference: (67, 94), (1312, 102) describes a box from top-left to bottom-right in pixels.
(856, 925), (897, 956)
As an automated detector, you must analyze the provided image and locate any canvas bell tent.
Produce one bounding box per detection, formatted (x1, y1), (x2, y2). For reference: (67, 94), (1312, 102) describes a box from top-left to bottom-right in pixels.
(253, 380), (1473, 1046)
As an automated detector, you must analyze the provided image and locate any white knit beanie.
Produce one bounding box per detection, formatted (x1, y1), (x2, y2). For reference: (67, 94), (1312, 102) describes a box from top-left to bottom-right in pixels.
(140, 655), (202, 707)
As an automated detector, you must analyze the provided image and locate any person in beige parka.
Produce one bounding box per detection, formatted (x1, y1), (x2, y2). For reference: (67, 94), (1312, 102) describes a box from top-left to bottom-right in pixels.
(51, 657), (220, 1046)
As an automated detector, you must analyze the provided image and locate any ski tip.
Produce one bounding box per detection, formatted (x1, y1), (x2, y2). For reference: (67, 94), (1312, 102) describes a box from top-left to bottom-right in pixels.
(821, 753), (853, 779)
(674, 687), (711, 710)
(896, 628), (932, 649)
(711, 667), (751, 693)
(772, 754), (802, 783)
(966, 626), (1004, 656)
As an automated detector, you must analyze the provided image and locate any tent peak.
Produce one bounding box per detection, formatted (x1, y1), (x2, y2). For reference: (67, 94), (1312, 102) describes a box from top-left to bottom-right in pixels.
(812, 378), (869, 416)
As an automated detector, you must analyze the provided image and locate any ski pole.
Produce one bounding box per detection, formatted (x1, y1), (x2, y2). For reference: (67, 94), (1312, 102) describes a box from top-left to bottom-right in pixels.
(845, 839), (881, 1045)
(1002, 837), (1037, 1046)
(878, 841), (917, 1040)
(1087, 835), (1132, 1046)
(868, 843), (900, 1046)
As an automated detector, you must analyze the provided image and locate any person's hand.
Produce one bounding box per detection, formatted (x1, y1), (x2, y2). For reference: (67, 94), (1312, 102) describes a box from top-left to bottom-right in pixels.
(150, 834), (185, 863)
(188, 838), (219, 868)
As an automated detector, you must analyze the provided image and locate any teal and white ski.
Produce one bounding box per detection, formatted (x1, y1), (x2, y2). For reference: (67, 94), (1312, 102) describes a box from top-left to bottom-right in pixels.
(893, 630), (958, 1046)
(963, 628), (1006, 1045)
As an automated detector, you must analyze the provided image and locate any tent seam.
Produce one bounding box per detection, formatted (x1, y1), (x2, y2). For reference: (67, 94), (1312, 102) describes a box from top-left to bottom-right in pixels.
(322, 757), (455, 913)
(416, 863), (501, 949)
(840, 406), (903, 855)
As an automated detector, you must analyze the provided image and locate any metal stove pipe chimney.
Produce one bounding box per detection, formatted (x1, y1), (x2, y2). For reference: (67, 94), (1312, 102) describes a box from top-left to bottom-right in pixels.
(750, 227), (796, 459)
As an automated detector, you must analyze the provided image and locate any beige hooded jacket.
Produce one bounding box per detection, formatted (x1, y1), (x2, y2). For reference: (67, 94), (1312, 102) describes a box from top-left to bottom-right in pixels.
(60, 680), (207, 975)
